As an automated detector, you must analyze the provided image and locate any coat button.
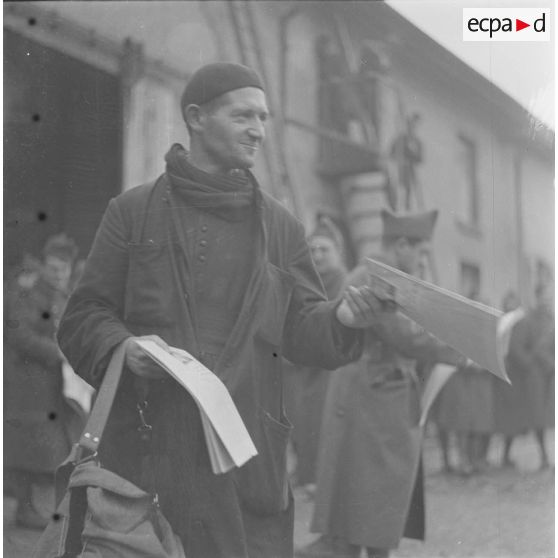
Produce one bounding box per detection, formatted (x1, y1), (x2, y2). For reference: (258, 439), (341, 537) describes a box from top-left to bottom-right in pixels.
(336, 409), (345, 417)
(198, 254), (206, 262)
(201, 225), (208, 232)
(199, 240), (207, 247)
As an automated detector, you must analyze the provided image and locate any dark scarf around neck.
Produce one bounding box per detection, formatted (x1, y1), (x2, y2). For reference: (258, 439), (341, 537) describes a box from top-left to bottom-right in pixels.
(165, 143), (256, 221)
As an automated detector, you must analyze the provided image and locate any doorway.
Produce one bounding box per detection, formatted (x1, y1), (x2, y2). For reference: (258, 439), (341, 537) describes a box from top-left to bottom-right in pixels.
(4, 29), (122, 269)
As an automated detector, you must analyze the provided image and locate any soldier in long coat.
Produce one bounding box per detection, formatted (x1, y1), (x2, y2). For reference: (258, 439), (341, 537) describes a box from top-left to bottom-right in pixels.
(300, 209), (465, 558)
(434, 361), (494, 475)
(495, 281), (554, 469)
(57, 63), (387, 558)
(5, 234), (81, 529)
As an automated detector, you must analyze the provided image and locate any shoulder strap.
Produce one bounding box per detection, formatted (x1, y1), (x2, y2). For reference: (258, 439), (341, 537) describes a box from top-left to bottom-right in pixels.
(78, 342), (127, 454)
(78, 177), (164, 453)
(130, 175), (164, 244)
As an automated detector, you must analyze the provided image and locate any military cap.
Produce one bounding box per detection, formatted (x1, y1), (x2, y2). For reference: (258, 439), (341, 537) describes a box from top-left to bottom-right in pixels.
(381, 209), (438, 241)
(43, 233), (79, 262)
(181, 62), (264, 111)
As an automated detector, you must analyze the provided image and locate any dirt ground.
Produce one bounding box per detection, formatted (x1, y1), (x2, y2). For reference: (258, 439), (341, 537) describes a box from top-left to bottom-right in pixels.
(3, 430), (554, 558)
(293, 430), (555, 558)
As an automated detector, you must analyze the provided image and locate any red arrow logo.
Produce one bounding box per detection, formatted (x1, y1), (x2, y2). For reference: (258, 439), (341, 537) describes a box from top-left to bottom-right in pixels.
(516, 18), (530, 31)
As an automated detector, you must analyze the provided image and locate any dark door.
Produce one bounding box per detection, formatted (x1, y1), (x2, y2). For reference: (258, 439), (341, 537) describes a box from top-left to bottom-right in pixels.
(4, 29), (122, 269)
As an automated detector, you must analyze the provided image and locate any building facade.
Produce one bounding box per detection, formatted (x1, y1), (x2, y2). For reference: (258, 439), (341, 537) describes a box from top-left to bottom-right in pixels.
(4, 1), (554, 305)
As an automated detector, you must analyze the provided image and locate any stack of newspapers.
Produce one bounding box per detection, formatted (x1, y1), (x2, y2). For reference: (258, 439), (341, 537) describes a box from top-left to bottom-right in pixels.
(135, 339), (258, 475)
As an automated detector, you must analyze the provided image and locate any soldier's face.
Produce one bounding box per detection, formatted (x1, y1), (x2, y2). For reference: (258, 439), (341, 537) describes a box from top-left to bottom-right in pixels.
(196, 87), (268, 172)
(309, 236), (342, 274)
(396, 239), (428, 275)
(43, 256), (72, 291)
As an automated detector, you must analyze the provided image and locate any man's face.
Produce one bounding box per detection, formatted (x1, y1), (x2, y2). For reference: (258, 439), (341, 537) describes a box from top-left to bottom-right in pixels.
(395, 238), (428, 275)
(43, 255), (72, 291)
(309, 236), (342, 275)
(196, 87), (268, 173)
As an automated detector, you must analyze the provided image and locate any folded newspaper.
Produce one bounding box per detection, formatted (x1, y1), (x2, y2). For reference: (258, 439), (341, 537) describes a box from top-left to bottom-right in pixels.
(135, 339), (258, 475)
(365, 258), (508, 382)
(62, 360), (95, 417)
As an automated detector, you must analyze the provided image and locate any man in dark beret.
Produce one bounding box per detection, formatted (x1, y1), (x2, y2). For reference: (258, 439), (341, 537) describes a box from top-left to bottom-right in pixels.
(58, 62), (387, 558)
(302, 209), (465, 558)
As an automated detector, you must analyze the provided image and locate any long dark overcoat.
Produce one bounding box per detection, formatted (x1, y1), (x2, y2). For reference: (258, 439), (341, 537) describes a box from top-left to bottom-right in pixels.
(4, 276), (76, 473)
(57, 175), (361, 558)
(311, 262), (460, 550)
(494, 306), (554, 434)
(434, 364), (494, 433)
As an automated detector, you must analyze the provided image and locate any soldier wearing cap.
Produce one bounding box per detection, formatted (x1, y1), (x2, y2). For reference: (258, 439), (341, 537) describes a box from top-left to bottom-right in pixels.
(58, 63), (388, 557)
(302, 209), (465, 558)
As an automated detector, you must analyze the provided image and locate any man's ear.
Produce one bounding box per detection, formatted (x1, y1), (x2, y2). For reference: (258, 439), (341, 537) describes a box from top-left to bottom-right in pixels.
(183, 104), (204, 133)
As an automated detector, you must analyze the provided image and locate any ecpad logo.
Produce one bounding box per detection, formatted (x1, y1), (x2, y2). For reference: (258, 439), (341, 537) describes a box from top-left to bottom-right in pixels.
(463, 8), (550, 41)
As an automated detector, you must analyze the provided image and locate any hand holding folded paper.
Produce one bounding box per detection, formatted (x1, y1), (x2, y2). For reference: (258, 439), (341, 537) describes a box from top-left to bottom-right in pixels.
(336, 274), (398, 328)
(134, 339), (258, 475)
(365, 257), (509, 382)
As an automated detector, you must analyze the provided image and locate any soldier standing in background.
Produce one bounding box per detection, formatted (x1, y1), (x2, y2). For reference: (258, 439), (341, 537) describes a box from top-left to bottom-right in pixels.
(495, 282), (554, 469)
(4, 234), (81, 529)
(300, 209), (466, 558)
(286, 215), (348, 495)
(433, 290), (495, 476)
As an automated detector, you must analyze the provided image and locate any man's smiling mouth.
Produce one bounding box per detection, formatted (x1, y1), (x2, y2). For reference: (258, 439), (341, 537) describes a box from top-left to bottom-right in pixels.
(240, 143), (259, 151)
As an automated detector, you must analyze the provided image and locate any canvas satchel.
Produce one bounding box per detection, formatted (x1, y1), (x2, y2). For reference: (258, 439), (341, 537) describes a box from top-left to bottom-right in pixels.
(32, 342), (186, 558)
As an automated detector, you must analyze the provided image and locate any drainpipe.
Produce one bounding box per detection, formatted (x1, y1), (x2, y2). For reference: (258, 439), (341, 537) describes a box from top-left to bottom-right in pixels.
(513, 153), (526, 304)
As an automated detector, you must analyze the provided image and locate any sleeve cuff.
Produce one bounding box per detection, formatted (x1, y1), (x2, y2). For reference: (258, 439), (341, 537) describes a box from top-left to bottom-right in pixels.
(331, 305), (364, 360)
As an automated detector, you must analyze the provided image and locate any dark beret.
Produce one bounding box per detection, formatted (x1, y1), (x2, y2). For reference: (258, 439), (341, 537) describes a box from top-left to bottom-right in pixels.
(181, 62), (264, 110)
(381, 209), (438, 241)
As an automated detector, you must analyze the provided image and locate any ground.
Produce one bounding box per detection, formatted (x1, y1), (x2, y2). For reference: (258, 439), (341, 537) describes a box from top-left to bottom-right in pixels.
(293, 431), (555, 558)
(3, 431), (554, 558)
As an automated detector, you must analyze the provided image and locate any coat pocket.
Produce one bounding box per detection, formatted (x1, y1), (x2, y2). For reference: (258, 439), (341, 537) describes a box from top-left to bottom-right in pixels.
(234, 409), (292, 516)
(366, 374), (419, 437)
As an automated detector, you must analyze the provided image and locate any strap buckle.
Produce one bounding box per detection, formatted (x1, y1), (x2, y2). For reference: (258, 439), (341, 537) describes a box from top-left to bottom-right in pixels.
(137, 400), (153, 445)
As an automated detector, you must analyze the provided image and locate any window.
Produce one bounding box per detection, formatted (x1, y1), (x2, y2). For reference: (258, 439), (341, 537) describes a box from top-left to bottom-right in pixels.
(456, 135), (479, 227)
